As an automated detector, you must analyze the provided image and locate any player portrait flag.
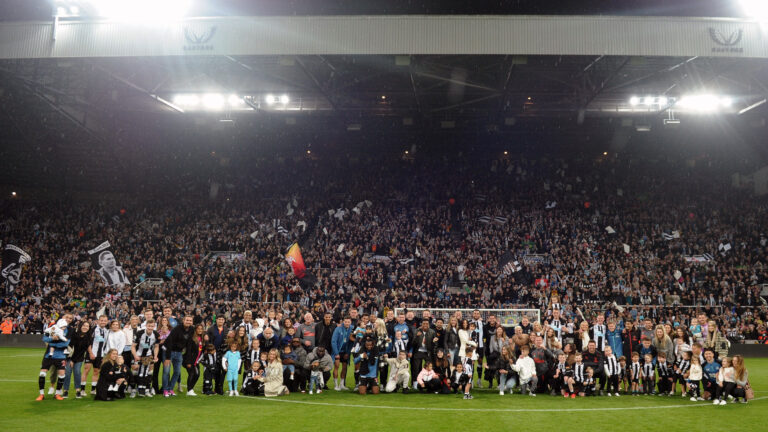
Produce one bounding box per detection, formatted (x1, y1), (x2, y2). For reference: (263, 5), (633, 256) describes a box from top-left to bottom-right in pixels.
(285, 243), (306, 279)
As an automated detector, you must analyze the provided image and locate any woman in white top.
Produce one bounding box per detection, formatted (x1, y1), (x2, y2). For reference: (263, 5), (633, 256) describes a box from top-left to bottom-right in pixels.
(458, 319), (476, 362)
(106, 320), (127, 354)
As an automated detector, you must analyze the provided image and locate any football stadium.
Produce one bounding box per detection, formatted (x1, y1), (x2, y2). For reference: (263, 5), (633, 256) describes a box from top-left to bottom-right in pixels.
(1, 1), (767, 431)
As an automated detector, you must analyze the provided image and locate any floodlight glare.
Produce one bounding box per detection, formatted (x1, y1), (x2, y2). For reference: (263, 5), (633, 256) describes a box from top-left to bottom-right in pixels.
(721, 97), (733, 107)
(675, 94), (733, 113)
(173, 94), (199, 106)
(228, 95), (244, 106)
(280, 95), (290, 104)
(657, 97), (668, 106)
(741, 0), (768, 21)
(629, 96), (639, 106)
(202, 94), (225, 110)
(265, 94), (276, 105)
(90, 0), (191, 20)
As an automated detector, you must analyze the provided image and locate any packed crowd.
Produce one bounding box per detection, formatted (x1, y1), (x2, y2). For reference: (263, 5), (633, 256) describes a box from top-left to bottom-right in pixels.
(34, 306), (752, 404)
(1, 151), (766, 340)
(0, 149), (766, 403)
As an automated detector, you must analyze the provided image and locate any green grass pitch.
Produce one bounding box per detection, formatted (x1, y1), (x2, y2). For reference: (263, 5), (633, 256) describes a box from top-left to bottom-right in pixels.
(1, 347), (764, 431)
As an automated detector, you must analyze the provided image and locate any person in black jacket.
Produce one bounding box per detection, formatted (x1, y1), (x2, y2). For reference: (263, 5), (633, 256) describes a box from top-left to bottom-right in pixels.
(443, 316), (460, 366)
(183, 324), (206, 396)
(164, 316), (193, 396)
(314, 312), (335, 354)
(64, 320), (91, 399)
(581, 341), (605, 395)
(95, 349), (125, 401)
(410, 320), (437, 388)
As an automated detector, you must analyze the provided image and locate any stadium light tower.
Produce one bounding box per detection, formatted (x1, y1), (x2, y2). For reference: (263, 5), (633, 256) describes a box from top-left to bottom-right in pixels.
(741, 0), (768, 20)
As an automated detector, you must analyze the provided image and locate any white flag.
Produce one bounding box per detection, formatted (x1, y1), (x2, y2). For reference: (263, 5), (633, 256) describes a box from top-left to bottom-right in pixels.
(337, 244), (345, 253)
(605, 226), (616, 234)
(623, 244), (630, 254)
(249, 231), (258, 239)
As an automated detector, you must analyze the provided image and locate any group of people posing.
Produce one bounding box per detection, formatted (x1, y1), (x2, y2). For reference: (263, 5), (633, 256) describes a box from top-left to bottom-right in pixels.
(34, 305), (752, 404)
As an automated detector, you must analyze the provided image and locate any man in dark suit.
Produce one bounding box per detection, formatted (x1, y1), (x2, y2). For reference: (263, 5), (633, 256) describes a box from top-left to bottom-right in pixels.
(410, 319), (437, 389)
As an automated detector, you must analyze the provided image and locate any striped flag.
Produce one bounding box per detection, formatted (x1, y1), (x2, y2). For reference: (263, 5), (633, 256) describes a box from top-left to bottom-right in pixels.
(662, 233), (674, 241)
(277, 226), (289, 236)
(285, 243), (306, 279)
(493, 216), (508, 225)
(477, 216), (491, 224)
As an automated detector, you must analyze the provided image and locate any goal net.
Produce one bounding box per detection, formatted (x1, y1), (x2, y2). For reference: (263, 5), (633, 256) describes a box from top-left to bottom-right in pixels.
(394, 308), (541, 328)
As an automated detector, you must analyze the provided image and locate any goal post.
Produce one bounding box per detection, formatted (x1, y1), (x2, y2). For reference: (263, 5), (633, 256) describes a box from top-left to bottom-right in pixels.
(394, 308), (540, 328)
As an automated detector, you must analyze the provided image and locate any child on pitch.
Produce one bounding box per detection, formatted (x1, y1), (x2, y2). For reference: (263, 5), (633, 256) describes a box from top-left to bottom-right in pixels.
(550, 352), (570, 397)
(281, 344), (297, 381)
(200, 344), (219, 395)
(603, 346), (621, 396)
(618, 356), (628, 394)
(384, 350), (411, 393)
(416, 361), (441, 393)
(223, 342), (242, 396)
(655, 351), (674, 396)
(582, 367), (596, 397)
(512, 345), (537, 397)
(629, 352), (642, 395)
(241, 361), (265, 396)
(568, 352), (586, 398)
(686, 355), (703, 401)
(673, 350), (692, 397)
(450, 362), (472, 399)
(642, 353), (656, 395)
(713, 357), (734, 406)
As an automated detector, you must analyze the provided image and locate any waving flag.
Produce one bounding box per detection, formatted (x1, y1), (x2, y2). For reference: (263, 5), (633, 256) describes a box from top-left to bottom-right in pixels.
(285, 243), (306, 279)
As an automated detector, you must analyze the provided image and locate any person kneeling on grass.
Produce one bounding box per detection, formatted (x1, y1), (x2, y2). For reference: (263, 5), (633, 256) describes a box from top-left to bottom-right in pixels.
(354, 337), (380, 395)
(385, 350), (411, 393)
(95, 349), (126, 401)
(416, 362), (441, 393)
(241, 361), (265, 396)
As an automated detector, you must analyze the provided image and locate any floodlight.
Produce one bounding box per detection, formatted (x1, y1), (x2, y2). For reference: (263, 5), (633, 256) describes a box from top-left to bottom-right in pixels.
(280, 95), (290, 104)
(657, 97), (668, 106)
(629, 97), (639, 106)
(173, 94), (199, 106)
(202, 93), (224, 110)
(741, 0), (768, 20)
(90, 0), (191, 20)
(228, 95), (244, 106)
(265, 94), (276, 105)
(675, 94), (732, 113)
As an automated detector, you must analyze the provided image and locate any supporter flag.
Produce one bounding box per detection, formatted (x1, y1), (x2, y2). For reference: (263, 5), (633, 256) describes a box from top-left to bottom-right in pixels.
(477, 216), (491, 224)
(1, 244), (31, 295)
(87, 241), (129, 286)
(662, 232), (674, 241)
(605, 226), (616, 234)
(623, 243), (630, 254)
(285, 243), (306, 279)
(497, 251), (521, 277)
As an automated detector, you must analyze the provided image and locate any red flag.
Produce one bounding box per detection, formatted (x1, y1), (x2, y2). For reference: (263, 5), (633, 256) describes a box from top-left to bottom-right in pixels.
(285, 243), (306, 279)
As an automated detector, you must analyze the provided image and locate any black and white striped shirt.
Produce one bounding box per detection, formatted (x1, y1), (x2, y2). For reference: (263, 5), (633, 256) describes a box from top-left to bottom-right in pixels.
(657, 361), (672, 378)
(592, 324), (606, 351)
(133, 330), (158, 358)
(573, 363), (585, 382)
(549, 318), (563, 340)
(91, 326), (109, 358)
(643, 362), (655, 379)
(675, 359), (690, 376)
(247, 348), (261, 368)
(604, 355), (620, 376)
(630, 361), (642, 380)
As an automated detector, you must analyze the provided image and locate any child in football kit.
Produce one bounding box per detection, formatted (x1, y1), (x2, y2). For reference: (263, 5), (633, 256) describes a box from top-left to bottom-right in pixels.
(618, 356), (628, 394)
(223, 343), (242, 396)
(656, 352), (674, 395)
(201, 344), (219, 395)
(642, 353), (656, 395)
(582, 367), (596, 397)
(568, 353), (586, 398)
(241, 362), (265, 396)
(603, 346), (621, 396)
(629, 352), (642, 395)
(674, 350), (692, 397)
(451, 362), (472, 399)
(550, 352), (570, 397)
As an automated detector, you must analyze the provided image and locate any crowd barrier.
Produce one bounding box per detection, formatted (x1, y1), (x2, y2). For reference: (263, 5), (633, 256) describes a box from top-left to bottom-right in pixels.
(3, 334), (768, 356)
